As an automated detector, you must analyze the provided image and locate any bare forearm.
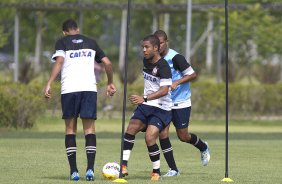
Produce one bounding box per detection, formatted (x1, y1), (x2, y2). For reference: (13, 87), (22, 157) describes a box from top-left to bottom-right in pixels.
(174, 72), (196, 86)
(130, 86), (169, 105)
(104, 63), (113, 84)
(101, 57), (114, 84)
(48, 61), (63, 85)
(146, 86), (169, 101)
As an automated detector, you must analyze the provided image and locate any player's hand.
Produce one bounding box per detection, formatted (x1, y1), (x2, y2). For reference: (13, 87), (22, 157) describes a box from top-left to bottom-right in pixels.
(44, 84), (51, 98)
(106, 83), (117, 97)
(129, 95), (143, 105)
(171, 81), (178, 91)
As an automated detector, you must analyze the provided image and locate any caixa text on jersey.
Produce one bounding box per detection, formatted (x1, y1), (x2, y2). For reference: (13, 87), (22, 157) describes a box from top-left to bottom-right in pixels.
(69, 50), (93, 58)
(143, 73), (157, 82)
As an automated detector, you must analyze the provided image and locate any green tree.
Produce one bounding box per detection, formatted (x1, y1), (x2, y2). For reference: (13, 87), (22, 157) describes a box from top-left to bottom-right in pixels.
(214, 4), (282, 83)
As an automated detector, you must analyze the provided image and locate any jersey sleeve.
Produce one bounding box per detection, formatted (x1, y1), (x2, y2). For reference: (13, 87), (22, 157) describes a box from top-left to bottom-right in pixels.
(159, 60), (172, 86)
(172, 54), (195, 75)
(51, 39), (66, 62)
(92, 40), (106, 63)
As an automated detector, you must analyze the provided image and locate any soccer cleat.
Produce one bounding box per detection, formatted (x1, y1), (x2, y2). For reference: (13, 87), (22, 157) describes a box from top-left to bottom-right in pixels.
(122, 165), (128, 177)
(85, 169), (94, 181)
(201, 141), (211, 166)
(163, 169), (180, 177)
(151, 172), (161, 181)
(70, 171), (79, 181)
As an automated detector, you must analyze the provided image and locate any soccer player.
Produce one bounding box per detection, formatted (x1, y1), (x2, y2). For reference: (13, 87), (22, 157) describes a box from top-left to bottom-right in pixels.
(122, 34), (172, 180)
(154, 30), (210, 176)
(44, 19), (116, 181)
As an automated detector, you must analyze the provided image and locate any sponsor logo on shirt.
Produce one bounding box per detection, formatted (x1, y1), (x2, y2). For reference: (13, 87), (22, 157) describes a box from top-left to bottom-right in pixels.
(72, 39), (83, 43)
(144, 73), (157, 82)
(69, 50), (92, 58)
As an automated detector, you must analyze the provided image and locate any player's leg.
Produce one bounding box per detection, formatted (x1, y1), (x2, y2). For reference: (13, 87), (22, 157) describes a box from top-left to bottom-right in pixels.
(122, 118), (146, 176)
(62, 92), (80, 180)
(80, 91), (97, 181)
(159, 125), (180, 177)
(82, 119), (96, 181)
(145, 125), (161, 180)
(174, 107), (210, 166)
(65, 118), (79, 180)
(176, 127), (210, 166)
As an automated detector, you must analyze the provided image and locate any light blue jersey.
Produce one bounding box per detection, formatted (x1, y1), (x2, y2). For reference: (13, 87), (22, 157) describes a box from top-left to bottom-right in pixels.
(164, 49), (194, 106)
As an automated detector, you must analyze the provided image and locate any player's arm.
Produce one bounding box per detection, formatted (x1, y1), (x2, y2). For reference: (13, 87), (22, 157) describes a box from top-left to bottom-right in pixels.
(171, 54), (197, 91)
(44, 56), (64, 98)
(101, 57), (116, 96)
(129, 85), (170, 105)
(94, 39), (117, 97)
(129, 84), (170, 105)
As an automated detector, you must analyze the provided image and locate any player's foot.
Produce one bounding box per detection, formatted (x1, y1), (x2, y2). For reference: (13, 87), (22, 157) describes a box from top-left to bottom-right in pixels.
(151, 172), (161, 181)
(70, 171), (79, 181)
(122, 165), (128, 177)
(201, 141), (211, 166)
(163, 169), (180, 177)
(85, 169), (94, 181)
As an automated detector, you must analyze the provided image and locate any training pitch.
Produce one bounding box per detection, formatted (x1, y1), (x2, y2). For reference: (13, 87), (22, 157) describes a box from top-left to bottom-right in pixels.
(0, 117), (281, 184)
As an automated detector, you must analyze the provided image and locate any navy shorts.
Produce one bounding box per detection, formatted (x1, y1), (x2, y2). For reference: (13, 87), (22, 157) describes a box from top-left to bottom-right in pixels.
(131, 104), (172, 132)
(61, 91), (97, 119)
(172, 107), (191, 129)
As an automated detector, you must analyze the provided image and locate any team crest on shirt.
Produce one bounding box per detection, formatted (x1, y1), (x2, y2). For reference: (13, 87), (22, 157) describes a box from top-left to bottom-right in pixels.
(152, 66), (158, 76)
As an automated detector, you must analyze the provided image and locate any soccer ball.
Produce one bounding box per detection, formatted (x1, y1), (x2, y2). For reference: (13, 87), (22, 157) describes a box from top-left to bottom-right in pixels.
(102, 162), (120, 180)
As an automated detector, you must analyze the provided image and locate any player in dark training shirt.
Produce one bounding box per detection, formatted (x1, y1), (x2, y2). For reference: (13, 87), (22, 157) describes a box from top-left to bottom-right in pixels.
(44, 19), (116, 181)
(122, 35), (172, 181)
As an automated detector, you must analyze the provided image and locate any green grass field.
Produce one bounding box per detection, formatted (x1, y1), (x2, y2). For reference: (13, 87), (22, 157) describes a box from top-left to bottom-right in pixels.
(1, 115), (282, 184)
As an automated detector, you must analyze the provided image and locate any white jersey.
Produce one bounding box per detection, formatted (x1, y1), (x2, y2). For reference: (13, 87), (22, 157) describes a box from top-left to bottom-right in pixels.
(142, 58), (172, 111)
(51, 34), (106, 94)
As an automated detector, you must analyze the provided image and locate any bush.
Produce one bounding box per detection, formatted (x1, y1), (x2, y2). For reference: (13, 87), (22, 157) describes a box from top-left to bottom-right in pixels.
(0, 81), (46, 128)
(30, 78), (282, 121)
(192, 82), (282, 117)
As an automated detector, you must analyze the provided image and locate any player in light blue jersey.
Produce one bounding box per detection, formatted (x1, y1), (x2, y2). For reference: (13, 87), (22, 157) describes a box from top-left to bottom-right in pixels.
(154, 30), (210, 177)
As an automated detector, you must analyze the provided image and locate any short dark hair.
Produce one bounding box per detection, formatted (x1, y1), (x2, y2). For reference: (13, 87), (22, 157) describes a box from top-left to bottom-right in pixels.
(62, 19), (78, 32)
(143, 34), (160, 50)
(154, 30), (168, 40)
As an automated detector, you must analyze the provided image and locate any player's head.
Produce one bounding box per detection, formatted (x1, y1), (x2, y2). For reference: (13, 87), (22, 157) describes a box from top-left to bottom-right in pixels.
(154, 30), (169, 56)
(142, 34), (160, 60)
(62, 19), (80, 35)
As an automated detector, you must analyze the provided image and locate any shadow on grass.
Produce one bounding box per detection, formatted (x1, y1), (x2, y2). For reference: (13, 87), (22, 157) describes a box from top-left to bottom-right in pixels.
(0, 131), (282, 140)
(42, 175), (68, 181)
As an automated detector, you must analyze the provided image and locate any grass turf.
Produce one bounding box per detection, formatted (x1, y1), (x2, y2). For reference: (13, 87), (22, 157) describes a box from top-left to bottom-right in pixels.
(0, 117), (282, 184)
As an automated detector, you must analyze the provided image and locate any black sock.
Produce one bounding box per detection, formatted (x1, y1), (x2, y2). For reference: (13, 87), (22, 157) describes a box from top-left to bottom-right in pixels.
(160, 138), (178, 172)
(147, 144), (160, 174)
(85, 134), (96, 171)
(122, 133), (135, 166)
(65, 134), (78, 174)
(188, 133), (207, 152)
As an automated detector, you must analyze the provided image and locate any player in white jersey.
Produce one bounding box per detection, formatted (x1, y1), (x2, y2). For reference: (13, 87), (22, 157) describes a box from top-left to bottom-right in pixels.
(154, 30), (210, 177)
(44, 19), (116, 181)
(122, 35), (172, 181)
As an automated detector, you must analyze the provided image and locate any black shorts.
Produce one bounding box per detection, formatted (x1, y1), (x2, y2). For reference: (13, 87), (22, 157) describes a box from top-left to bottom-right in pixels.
(131, 104), (172, 132)
(172, 107), (191, 129)
(61, 91), (97, 119)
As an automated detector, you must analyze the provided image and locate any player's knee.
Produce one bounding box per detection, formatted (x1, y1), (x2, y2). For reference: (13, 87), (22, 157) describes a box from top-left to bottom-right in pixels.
(177, 132), (190, 142)
(145, 136), (155, 145)
(159, 131), (168, 140)
(178, 135), (187, 142)
(126, 123), (144, 135)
